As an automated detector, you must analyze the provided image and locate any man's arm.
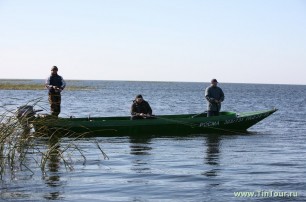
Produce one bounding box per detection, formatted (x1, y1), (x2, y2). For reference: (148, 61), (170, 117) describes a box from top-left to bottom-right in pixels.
(131, 103), (137, 115)
(205, 87), (215, 103)
(219, 88), (224, 102)
(146, 102), (152, 115)
(45, 77), (53, 90)
(60, 76), (66, 90)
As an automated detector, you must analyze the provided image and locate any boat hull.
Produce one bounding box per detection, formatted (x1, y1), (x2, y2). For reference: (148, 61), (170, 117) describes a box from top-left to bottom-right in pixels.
(31, 109), (277, 136)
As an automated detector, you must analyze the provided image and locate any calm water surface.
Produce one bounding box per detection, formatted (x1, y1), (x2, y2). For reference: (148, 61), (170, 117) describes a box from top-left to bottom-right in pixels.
(0, 80), (305, 201)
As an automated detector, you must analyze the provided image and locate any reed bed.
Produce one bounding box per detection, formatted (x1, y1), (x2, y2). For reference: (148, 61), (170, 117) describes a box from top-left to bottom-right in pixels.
(0, 101), (107, 181)
(0, 81), (94, 91)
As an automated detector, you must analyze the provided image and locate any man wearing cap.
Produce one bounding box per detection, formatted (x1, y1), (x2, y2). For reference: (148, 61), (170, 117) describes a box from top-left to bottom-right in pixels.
(45, 66), (66, 117)
(130, 94), (153, 120)
(205, 79), (224, 117)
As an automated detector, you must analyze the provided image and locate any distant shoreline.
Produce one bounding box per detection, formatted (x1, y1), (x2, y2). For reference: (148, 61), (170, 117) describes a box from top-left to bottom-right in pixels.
(0, 81), (94, 91)
(0, 78), (304, 86)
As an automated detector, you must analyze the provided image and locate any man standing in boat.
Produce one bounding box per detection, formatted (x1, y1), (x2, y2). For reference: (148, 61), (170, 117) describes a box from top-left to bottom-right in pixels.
(45, 66), (66, 117)
(130, 94), (153, 120)
(205, 79), (224, 117)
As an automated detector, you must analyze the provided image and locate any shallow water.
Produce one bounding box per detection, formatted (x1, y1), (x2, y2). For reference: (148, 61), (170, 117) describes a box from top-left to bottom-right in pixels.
(0, 80), (305, 201)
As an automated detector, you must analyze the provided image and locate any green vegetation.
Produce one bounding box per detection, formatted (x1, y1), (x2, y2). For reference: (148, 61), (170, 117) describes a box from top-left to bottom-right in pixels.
(0, 80), (94, 90)
(0, 101), (107, 181)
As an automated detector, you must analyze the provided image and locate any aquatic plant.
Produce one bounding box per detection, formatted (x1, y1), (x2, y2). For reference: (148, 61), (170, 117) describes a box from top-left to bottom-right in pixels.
(0, 100), (107, 181)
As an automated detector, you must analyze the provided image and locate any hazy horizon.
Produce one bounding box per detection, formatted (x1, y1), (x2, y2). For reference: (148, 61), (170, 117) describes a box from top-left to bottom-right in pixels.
(1, 77), (305, 86)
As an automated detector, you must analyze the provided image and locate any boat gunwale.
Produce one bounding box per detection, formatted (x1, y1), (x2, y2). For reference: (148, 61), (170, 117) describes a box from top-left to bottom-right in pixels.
(33, 111), (238, 123)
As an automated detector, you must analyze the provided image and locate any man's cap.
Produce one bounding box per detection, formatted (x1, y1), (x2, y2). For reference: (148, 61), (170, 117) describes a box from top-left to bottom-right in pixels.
(211, 79), (218, 83)
(136, 94), (143, 99)
(51, 66), (58, 71)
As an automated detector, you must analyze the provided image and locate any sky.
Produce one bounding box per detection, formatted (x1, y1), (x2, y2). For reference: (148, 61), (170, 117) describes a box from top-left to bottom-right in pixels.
(0, 0), (305, 84)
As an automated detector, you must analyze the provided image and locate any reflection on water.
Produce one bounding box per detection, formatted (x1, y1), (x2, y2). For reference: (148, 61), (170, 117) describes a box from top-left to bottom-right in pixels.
(129, 137), (152, 174)
(129, 137), (152, 155)
(202, 135), (221, 177)
(42, 137), (63, 200)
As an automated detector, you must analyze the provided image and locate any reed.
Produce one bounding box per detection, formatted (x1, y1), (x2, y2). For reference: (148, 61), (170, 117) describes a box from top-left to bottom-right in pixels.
(0, 101), (107, 181)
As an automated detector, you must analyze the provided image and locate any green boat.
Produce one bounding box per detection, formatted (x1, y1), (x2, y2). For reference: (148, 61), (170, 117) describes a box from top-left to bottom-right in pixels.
(25, 108), (277, 136)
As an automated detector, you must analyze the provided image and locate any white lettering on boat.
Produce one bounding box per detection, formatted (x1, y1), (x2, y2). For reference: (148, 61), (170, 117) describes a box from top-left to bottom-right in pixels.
(224, 112), (270, 125)
(224, 117), (245, 124)
(244, 112), (269, 121)
(199, 121), (220, 127)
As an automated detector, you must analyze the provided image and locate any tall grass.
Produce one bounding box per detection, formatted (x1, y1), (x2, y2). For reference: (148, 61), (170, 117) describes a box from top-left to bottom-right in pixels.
(0, 100), (108, 181)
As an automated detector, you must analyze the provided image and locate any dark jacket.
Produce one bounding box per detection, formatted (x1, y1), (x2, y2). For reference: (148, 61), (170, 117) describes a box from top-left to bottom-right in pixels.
(205, 85), (225, 111)
(130, 100), (152, 115)
(45, 74), (66, 93)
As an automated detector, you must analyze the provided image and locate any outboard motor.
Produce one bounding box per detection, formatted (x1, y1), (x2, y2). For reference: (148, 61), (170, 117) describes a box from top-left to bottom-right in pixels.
(16, 105), (36, 119)
(16, 105), (44, 131)
(16, 105), (37, 130)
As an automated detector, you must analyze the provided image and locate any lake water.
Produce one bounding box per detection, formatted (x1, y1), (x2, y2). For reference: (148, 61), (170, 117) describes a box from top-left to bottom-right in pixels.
(0, 80), (305, 201)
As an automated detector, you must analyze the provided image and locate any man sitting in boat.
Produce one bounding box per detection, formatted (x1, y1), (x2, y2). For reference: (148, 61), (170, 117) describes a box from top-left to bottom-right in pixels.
(130, 94), (153, 120)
